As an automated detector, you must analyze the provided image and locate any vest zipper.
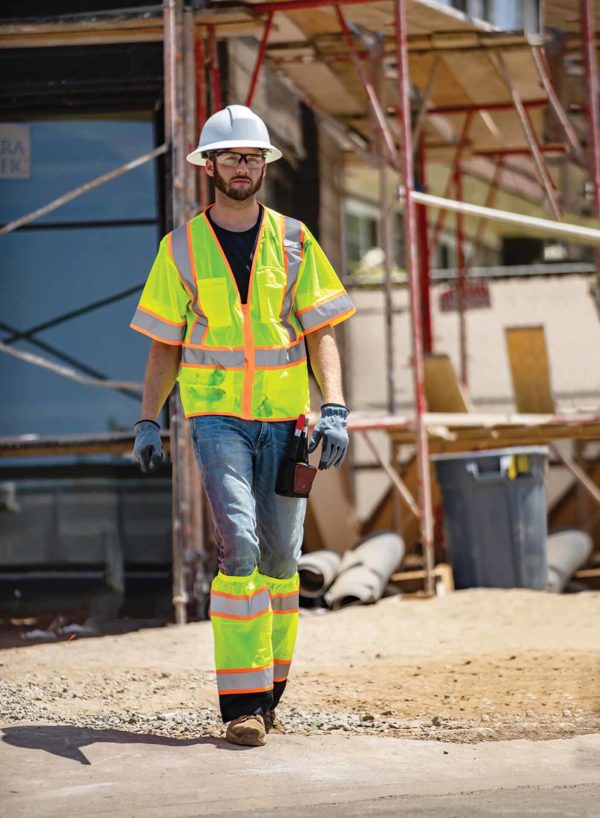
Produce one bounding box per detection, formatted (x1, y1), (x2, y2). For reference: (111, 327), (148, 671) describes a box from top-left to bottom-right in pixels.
(241, 303), (255, 419)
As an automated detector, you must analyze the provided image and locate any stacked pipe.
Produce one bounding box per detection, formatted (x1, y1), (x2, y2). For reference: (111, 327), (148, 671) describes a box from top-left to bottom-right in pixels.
(298, 531), (404, 610)
(546, 530), (593, 593)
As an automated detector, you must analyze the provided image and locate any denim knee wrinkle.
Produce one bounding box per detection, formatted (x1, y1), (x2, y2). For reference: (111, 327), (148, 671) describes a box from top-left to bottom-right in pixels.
(190, 416), (306, 578)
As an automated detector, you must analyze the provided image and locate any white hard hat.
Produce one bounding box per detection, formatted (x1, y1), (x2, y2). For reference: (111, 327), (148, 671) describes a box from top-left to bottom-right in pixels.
(186, 104), (282, 166)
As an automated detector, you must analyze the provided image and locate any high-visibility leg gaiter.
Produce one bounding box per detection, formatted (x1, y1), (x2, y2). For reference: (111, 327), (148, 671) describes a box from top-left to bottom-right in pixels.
(263, 572), (300, 709)
(210, 568), (274, 722)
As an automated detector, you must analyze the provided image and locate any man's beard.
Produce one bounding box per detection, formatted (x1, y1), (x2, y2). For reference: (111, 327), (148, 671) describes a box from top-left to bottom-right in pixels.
(213, 165), (265, 201)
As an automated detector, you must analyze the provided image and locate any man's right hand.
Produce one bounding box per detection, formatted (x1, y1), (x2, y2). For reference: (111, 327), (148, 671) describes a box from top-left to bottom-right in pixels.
(133, 419), (164, 473)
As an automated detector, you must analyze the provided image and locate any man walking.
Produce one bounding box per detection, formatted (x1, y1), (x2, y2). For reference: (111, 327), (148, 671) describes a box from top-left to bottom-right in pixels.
(130, 105), (355, 746)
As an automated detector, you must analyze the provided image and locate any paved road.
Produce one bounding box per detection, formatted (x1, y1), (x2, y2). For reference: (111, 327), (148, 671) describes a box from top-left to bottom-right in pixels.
(1, 725), (599, 817)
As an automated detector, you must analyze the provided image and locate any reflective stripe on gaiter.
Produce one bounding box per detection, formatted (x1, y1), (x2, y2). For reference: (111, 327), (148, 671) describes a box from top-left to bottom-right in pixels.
(270, 591), (299, 614)
(130, 307), (185, 343)
(280, 217), (305, 343)
(170, 223), (209, 343)
(273, 659), (292, 682)
(210, 586), (271, 620)
(182, 347), (245, 368)
(216, 664), (274, 695)
(297, 292), (355, 332)
(254, 340), (307, 368)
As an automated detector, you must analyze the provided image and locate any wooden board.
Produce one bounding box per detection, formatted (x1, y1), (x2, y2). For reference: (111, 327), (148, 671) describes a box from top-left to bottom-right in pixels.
(424, 354), (473, 413)
(307, 465), (360, 555)
(505, 326), (556, 414)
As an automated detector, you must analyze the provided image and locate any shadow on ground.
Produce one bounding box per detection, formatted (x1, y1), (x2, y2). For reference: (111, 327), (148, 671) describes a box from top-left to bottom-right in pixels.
(0, 724), (243, 765)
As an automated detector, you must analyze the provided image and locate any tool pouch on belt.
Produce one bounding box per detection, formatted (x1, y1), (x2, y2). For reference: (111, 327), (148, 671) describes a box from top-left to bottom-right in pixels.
(275, 415), (317, 498)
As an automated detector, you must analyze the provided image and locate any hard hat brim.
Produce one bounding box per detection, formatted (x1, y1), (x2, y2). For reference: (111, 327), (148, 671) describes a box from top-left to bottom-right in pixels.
(186, 140), (282, 166)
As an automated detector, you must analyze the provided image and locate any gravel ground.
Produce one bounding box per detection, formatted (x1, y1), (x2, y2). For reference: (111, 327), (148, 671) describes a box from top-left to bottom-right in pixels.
(1, 589), (600, 743)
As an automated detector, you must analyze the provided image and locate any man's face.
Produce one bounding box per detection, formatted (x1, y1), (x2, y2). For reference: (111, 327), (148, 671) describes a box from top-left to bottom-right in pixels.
(207, 148), (266, 201)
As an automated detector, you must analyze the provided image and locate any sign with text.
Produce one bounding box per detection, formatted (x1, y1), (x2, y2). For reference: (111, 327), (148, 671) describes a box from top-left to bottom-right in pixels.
(0, 124), (31, 179)
(439, 281), (491, 312)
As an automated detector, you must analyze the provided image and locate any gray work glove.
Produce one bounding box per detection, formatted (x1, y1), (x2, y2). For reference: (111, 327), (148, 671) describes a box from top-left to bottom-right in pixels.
(308, 404), (350, 470)
(133, 419), (164, 473)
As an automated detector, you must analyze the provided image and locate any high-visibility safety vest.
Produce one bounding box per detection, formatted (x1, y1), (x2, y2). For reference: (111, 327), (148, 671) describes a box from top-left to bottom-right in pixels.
(130, 205), (356, 421)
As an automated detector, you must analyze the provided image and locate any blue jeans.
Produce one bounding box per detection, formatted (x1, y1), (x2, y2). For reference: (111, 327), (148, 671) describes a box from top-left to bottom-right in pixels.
(190, 416), (306, 578)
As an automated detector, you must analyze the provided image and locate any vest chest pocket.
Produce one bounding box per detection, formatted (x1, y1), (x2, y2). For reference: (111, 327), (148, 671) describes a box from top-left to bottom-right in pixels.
(197, 277), (232, 328)
(255, 267), (287, 322)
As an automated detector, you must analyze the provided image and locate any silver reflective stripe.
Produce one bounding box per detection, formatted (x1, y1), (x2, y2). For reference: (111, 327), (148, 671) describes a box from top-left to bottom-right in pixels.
(182, 347), (245, 368)
(217, 665), (274, 694)
(210, 586), (270, 619)
(170, 224), (209, 343)
(280, 217), (304, 342)
(255, 340), (307, 368)
(273, 660), (292, 682)
(271, 592), (299, 613)
(131, 308), (184, 343)
(298, 292), (355, 332)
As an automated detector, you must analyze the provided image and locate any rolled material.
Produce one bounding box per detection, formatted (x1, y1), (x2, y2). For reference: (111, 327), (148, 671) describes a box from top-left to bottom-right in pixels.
(298, 550), (342, 598)
(324, 531), (405, 610)
(546, 529), (593, 593)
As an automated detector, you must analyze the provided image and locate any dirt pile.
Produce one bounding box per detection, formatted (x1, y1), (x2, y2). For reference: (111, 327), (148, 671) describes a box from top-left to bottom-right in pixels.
(1, 589), (599, 743)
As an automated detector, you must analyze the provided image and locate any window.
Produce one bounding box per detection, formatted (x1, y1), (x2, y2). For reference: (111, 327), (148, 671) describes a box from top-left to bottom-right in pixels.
(440, 0), (540, 33)
(345, 201), (379, 274)
(0, 114), (160, 441)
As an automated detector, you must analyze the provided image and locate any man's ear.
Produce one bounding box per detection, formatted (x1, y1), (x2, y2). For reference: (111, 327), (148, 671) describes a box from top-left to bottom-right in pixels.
(205, 159), (214, 178)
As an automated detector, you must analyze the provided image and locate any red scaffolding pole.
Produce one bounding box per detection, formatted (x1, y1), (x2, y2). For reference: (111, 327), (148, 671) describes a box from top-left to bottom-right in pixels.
(335, 5), (397, 163)
(580, 0), (600, 295)
(394, 0), (435, 595)
(454, 164), (467, 388)
(207, 24), (222, 113)
(468, 156), (504, 267)
(246, 11), (274, 107)
(494, 52), (562, 220)
(195, 33), (210, 209)
(429, 111), (474, 255)
(416, 137), (433, 354)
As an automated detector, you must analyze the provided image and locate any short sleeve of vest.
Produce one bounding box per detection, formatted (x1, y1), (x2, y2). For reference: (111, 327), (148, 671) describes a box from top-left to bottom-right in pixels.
(293, 226), (356, 335)
(130, 235), (189, 345)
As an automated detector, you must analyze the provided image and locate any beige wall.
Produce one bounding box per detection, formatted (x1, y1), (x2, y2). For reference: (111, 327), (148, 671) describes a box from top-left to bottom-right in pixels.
(346, 274), (600, 519)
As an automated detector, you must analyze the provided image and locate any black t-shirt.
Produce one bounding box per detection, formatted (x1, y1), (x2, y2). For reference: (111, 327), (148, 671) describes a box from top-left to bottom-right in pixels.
(206, 205), (263, 305)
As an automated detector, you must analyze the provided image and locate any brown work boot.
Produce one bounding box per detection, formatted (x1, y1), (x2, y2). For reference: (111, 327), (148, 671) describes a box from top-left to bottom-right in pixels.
(264, 709), (286, 734)
(225, 714), (266, 747)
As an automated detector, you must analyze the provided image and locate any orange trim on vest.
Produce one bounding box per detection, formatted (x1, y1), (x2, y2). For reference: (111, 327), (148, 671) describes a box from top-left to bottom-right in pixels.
(280, 214), (291, 341)
(302, 307), (356, 336)
(241, 304), (254, 419)
(254, 337), (305, 351)
(287, 223), (305, 326)
(137, 305), (186, 327)
(168, 232), (195, 331)
(295, 290), (344, 317)
(186, 411), (299, 421)
(129, 323), (183, 346)
(186, 221), (208, 345)
(183, 343), (245, 351)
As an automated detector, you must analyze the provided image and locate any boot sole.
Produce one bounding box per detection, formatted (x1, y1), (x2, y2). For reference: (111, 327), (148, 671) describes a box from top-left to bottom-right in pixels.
(225, 731), (267, 747)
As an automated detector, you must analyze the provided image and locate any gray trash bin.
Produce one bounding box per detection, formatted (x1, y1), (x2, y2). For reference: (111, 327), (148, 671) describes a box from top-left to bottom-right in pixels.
(432, 447), (548, 590)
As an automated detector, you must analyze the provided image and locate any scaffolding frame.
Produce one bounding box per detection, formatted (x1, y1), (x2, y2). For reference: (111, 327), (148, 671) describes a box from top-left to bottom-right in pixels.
(2, 0), (600, 607)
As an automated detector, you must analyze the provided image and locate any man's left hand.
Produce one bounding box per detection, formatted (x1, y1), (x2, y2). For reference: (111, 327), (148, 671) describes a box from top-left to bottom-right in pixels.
(308, 404), (350, 470)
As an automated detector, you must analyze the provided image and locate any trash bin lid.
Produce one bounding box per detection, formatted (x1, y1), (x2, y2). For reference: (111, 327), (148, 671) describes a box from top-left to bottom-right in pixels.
(431, 445), (548, 462)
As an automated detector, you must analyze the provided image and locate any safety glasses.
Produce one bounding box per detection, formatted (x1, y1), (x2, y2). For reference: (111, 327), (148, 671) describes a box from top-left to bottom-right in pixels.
(213, 151), (267, 169)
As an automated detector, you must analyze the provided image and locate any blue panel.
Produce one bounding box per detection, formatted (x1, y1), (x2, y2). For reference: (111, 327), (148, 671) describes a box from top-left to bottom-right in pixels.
(0, 115), (161, 448)
(0, 118), (157, 224)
